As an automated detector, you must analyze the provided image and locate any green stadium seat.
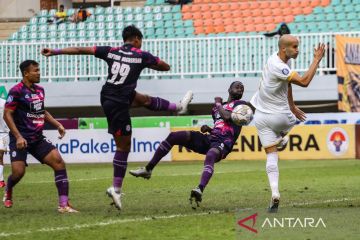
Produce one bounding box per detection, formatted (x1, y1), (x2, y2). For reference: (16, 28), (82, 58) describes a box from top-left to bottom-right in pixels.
(78, 30), (86, 38)
(173, 13), (182, 20)
(49, 31), (57, 38)
(153, 6), (161, 13)
(38, 25), (47, 32)
(29, 25), (37, 32)
(336, 12), (346, 21)
(49, 9), (56, 15)
(154, 13), (162, 20)
(113, 7), (122, 14)
(29, 17), (37, 25)
(115, 21), (125, 30)
(77, 22), (86, 30)
(115, 14), (124, 22)
(144, 6), (152, 14)
(67, 8), (76, 16)
(105, 15), (114, 22)
(67, 31), (76, 39)
(134, 7), (142, 14)
(97, 22), (105, 30)
(145, 20), (154, 28)
(162, 5), (171, 13)
(144, 13), (153, 21)
(96, 15), (105, 22)
(67, 23), (77, 31)
(105, 7), (113, 15)
(125, 14), (134, 22)
(135, 14), (143, 21)
(87, 22), (96, 30)
(146, 0), (155, 5)
(124, 7), (132, 14)
(164, 21), (173, 28)
(136, 21), (144, 29)
(171, 5), (181, 13)
(19, 25), (28, 32)
(106, 22), (115, 29)
(95, 7), (104, 15)
(39, 9), (48, 17)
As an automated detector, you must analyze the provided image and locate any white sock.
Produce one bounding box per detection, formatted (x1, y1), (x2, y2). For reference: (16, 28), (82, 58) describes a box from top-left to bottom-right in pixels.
(0, 165), (4, 181)
(266, 152), (280, 198)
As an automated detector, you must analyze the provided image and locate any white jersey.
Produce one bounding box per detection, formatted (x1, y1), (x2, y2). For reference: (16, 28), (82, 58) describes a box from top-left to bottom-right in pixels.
(250, 52), (295, 114)
(0, 98), (9, 133)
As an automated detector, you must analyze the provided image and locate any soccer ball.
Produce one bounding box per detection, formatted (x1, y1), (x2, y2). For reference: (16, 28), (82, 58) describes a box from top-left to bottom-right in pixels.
(231, 104), (253, 126)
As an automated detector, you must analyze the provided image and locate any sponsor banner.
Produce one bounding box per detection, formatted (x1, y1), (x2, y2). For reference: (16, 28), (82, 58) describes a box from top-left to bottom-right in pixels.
(3, 128), (171, 164)
(171, 125), (356, 161)
(336, 35), (360, 112)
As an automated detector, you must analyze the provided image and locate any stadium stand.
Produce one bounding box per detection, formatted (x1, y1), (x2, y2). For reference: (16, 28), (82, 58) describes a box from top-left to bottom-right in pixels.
(5, 0), (360, 42)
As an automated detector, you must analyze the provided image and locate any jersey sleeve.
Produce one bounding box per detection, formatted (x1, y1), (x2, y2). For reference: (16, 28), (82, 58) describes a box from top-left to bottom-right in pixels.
(271, 62), (295, 81)
(142, 51), (160, 68)
(94, 46), (112, 60)
(5, 88), (20, 110)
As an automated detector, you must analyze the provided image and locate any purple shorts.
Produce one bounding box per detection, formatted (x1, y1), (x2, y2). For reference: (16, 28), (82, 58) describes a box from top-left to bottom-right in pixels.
(183, 131), (234, 160)
(9, 136), (56, 164)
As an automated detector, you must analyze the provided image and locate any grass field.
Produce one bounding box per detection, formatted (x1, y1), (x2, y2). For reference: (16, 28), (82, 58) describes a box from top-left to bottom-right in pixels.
(0, 159), (359, 240)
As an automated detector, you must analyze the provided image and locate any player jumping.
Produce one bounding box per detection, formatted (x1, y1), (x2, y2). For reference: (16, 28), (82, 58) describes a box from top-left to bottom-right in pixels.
(41, 25), (193, 210)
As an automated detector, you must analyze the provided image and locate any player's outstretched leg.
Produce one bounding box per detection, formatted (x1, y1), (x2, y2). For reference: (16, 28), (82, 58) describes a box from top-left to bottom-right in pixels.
(266, 150), (280, 213)
(107, 150), (128, 210)
(133, 91), (193, 115)
(190, 148), (220, 209)
(130, 131), (190, 179)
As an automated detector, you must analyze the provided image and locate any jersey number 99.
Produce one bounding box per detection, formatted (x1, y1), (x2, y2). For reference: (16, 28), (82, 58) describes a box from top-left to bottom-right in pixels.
(108, 62), (130, 85)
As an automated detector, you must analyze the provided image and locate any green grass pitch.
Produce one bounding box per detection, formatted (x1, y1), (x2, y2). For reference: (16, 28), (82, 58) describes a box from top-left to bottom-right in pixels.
(0, 159), (359, 240)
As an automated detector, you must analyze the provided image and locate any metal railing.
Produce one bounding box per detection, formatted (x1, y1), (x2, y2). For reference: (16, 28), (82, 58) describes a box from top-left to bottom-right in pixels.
(1, 32), (359, 82)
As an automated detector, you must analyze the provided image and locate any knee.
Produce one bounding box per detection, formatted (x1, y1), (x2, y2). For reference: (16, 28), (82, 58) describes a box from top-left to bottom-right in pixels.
(266, 163), (278, 173)
(12, 169), (25, 180)
(143, 95), (152, 107)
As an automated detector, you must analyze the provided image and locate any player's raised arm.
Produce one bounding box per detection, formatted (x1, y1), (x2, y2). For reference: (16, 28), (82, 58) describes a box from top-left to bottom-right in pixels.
(41, 47), (95, 57)
(44, 110), (65, 139)
(3, 108), (27, 149)
(148, 60), (170, 71)
(289, 43), (325, 87)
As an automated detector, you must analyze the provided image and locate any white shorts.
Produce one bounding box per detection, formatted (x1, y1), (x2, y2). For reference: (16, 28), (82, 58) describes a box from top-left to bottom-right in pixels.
(0, 133), (9, 152)
(253, 110), (296, 148)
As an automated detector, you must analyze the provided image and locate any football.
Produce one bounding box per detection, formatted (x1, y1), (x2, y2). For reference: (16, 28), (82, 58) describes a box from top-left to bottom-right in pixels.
(231, 104), (253, 126)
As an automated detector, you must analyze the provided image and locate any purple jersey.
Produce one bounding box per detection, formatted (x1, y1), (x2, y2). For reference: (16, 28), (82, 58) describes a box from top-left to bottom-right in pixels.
(5, 82), (45, 143)
(95, 44), (160, 104)
(211, 100), (246, 146)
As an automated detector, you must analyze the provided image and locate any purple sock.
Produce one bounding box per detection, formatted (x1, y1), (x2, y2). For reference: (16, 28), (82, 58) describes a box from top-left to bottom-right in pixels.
(199, 150), (220, 192)
(5, 175), (19, 197)
(55, 169), (69, 207)
(146, 131), (189, 171)
(146, 97), (177, 112)
(113, 151), (129, 191)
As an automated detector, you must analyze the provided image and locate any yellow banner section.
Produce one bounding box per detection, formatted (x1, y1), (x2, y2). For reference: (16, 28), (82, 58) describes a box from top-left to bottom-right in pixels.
(171, 125), (356, 161)
(336, 35), (360, 112)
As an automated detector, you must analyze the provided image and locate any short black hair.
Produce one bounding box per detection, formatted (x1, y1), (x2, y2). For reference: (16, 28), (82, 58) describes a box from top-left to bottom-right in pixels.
(229, 81), (243, 89)
(19, 60), (39, 77)
(122, 25), (143, 42)
(60, 4), (64, 8)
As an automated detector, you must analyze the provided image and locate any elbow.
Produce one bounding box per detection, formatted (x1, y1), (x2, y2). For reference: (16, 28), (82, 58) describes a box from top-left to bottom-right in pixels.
(164, 64), (170, 71)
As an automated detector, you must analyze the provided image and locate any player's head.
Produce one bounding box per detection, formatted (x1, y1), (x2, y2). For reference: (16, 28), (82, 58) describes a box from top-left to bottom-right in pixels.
(122, 25), (143, 49)
(20, 60), (40, 83)
(59, 5), (64, 11)
(278, 34), (299, 59)
(228, 81), (244, 100)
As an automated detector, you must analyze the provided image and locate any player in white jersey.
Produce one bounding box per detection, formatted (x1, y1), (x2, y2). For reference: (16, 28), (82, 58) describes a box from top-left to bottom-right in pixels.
(250, 35), (325, 212)
(0, 98), (10, 188)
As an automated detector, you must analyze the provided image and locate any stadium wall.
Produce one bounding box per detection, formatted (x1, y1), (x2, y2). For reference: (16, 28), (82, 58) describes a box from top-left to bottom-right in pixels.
(0, 75), (338, 108)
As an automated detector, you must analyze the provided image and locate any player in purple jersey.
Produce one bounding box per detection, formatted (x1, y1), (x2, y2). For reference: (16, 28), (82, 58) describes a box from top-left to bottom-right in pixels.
(41, 25), (193, 210)
(2, 60), (78, 213)
(130, 81), (249, 208)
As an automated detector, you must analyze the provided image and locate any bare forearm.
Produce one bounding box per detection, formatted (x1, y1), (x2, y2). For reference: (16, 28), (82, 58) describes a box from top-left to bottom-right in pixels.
(217, 104), (232, 121)
(302, 58), (321, 86)
(45, 111), (62, 128)
(4, 111), (22, 139)
(57, 47), (94, 55)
